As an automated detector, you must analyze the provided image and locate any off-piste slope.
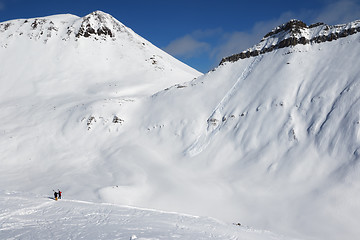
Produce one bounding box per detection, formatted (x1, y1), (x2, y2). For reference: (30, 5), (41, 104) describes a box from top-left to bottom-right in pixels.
(135, 19), (360, 240)
(0, 191), (294, 240)
(0, 11), (201, 198)
(1, 12), (360, 240)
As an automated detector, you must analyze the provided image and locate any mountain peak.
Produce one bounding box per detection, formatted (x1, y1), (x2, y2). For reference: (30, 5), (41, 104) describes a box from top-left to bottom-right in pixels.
(0, 11), (138, 44)
(263, 19), (308, 39)
(89, 10), (110, 17)
(82, 10), (116, 25)
(75, 10), (126, 38)
(220, 19), (360, 64)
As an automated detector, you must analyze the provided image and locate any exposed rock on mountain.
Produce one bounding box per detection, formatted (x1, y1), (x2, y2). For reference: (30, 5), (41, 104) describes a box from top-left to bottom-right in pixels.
(75, 11), (124, 38)
(220, 19), (360, 64)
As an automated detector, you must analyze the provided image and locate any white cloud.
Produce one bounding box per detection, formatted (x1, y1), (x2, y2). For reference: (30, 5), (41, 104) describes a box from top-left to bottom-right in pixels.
(191, 28), (223, 39)
(314, 0), (360, 24)
(163, 34), (210, 58)
(211, 32), (255, 61)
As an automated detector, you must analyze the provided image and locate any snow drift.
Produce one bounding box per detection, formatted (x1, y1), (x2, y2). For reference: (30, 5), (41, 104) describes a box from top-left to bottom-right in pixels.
(1, 11), (360, 240)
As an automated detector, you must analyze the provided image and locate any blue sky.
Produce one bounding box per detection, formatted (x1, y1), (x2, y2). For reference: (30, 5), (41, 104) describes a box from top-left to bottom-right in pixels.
(0, 0), (359, 72)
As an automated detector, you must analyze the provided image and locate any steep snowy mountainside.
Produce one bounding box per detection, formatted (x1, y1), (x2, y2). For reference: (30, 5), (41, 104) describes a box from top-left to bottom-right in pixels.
(0, 11), (201, 171)
(134, 20), (360, 240)
(0, 10), (201, 100)
(0, 10), (202, 217)
(221, 19), (360, 63)
(0, 191), (296, 240)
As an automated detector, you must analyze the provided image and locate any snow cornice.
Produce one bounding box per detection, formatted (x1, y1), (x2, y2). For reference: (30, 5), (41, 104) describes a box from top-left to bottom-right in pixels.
(220, 19), (360, 65)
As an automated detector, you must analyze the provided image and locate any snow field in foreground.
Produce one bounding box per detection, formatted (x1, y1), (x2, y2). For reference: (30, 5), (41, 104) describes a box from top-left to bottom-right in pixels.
(0, 191), (295, 240)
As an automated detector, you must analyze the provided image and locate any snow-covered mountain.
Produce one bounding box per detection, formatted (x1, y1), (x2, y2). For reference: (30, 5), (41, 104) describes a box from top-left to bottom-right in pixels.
(1, 11), (360, 240)
(0, 10), (201, 99)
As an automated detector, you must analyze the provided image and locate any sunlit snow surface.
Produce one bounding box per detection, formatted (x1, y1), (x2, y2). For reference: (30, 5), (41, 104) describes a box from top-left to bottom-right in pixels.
(0, 191), (294, 240)
(1, 12), (360, 240)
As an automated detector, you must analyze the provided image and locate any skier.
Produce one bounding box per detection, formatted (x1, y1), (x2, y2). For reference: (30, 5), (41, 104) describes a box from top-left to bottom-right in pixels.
(54, 190), (58, 201)
(58, 189), (62, 199)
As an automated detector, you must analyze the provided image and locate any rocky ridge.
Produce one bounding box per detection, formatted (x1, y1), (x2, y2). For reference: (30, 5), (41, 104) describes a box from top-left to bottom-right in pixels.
(220, 19), (360, 64)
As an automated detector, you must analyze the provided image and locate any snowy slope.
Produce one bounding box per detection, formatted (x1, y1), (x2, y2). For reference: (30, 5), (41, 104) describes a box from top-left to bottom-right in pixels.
(0, 10), (200, 198)
(0, 191), (294, 240)
(1, 12), (360, 240)
(0, 10), (201, 100)
(115, 20), (360, 240)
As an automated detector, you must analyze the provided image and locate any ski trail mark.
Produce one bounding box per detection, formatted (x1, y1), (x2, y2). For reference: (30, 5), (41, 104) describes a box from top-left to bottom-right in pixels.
(209, 54), (263, 121)
(186, 55), (263, 157)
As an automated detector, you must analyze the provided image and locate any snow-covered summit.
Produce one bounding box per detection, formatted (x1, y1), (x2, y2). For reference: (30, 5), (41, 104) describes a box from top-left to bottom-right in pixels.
(74, 10), (133, 39)
(0, 11), (201, 100)
(220, 18), (360, 63)
(0, 10), (148, 43)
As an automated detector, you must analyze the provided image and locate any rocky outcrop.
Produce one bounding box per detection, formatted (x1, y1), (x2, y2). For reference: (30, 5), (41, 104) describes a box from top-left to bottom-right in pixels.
(263, 19), (307, 39)
(76, 24), (113, 38)
(220, 19), (360, 65)
(75, 11), (119, 38)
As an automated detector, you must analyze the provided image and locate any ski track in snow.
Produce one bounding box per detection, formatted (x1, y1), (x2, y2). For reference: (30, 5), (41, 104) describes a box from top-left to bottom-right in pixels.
(0, 191), (294, 240)
(186, 55), (263, 157)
